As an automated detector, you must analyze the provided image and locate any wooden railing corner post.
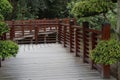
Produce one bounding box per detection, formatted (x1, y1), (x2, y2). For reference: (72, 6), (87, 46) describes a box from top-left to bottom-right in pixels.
(69, 20), (75, 52)
(101, 23), (111, 78)
(82, 21), (89, 63)
(102, 23), (110, 40)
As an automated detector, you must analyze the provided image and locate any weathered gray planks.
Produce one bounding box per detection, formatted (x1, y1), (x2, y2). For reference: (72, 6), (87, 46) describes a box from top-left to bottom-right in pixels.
(0, 44), (116, 80)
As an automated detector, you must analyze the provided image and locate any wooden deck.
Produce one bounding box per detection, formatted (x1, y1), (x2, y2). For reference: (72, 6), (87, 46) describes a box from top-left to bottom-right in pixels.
(0, 43), (116, 80)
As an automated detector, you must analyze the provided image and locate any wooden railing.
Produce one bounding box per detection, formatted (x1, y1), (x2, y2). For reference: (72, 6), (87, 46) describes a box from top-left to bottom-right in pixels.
(0, 18), (111, 78)
(58, 20), (110, 78)
(5, 19), (60, 44)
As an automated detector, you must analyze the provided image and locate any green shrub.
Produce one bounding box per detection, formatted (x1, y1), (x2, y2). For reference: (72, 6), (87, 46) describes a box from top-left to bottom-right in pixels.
(0, 40), (19, 58)
(0, 0), (13, 17)
(90, 39), (120, 65)
(0, 22), (9, 36)
(0, 14), (4, 20)
(71, 0), (114, 18)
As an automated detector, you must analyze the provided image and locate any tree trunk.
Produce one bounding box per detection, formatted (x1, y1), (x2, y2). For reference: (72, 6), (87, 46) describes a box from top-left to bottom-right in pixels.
(116, 0), (120, 40)
(117, 0), (120, 80)
(118, 62), (120, 80)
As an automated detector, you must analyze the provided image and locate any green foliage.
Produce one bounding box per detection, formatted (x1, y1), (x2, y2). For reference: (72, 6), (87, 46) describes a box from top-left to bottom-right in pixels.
(8, 0), (69, 19)
(0, 40), (19, 58)
(0, 0), (13, 18)
(0, 0), (11, 35)
(0, 22), (9, 36)
(90, 39), (120, 65)
(72, 0), (114, 18)
(77, 15), (107, 30)
(107, 9), (117, 30)
(0, 14), (4, 20)
(68, 0), (117, 30)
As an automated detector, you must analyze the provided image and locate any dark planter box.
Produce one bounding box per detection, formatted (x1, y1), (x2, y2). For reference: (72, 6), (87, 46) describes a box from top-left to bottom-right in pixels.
(101, 65), (110, 78)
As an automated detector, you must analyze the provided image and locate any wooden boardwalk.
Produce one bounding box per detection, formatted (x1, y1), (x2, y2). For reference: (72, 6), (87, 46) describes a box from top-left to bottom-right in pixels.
(0, 43), (116, 80)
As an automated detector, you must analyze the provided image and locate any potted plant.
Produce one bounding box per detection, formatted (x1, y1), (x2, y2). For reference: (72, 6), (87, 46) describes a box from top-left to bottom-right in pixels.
(0, 40), (19, 67)
(90, 39), (120, 78)
(0, 40), (19, 59)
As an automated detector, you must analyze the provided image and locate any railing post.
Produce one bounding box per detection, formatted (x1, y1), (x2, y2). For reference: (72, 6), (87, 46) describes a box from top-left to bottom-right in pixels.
(91, 33), (98, 69)
(58, 19), (62, 43)
(35, 25), (39, 44)
(63, 25), (67, 47)
(29, 20), (32, 33)
(55, 18), (58, 30)
(3, 33), (7, 40)
(10, 20), (15, 40)
(44, 18), (46, 32)
(75, 28), (80, 57)
(83, 22), (89, 63)
(101, 23), (110, 78)
(21, 21), (24, 36)
(101, 23), (110, 40)
(69, 20), (74, 52)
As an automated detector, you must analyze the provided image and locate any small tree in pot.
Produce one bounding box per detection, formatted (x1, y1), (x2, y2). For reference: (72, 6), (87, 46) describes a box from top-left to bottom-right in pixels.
(90, 39), (120, 78)
(0, 40), (19, 58)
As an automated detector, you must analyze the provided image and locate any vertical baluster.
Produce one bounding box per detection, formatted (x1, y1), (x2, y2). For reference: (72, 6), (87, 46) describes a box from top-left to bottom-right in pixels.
(44, 18), (46, 32)
(58, 19), (62, 43)
(10, 20), (15, 40)
(91, 33), (98, 69)
(21, 21), (24, 36)
(83, 22), (89, 63)
(29, 20), (32, 33)
(35, 24), (39, 44)
(70, 20), (75, 52)
(63, 25), (67, 47)
(75, 28), (80, 57)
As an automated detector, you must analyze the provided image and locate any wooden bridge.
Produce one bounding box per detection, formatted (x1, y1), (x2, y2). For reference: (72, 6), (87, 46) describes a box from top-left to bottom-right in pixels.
(0, 18), (116, 80)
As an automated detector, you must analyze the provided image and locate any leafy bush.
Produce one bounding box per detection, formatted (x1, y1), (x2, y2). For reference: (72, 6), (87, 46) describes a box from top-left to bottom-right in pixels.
(90, 39), (120, 65)
(0, 22), (9, 36)
(0, 0), (13, 17)
(72, 0), (114, 18)
(0, 14), (4, 20)
(77, 15), (107, 30)
(0, 40), (19, 58)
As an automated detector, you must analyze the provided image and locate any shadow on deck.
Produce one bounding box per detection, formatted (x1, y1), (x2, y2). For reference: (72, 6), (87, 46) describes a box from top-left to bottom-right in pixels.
(0, 43), (115, 80)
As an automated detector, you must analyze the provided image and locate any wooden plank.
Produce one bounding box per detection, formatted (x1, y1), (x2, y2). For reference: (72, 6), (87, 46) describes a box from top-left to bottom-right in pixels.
(0, 44), (116, 80)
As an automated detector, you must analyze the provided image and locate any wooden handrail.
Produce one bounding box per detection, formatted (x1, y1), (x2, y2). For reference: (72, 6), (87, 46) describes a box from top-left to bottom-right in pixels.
(8, 23), (59, 26)
(85, 28), (102, 34)
(58, 20), (111, 78)
(3, 18), (111, 78)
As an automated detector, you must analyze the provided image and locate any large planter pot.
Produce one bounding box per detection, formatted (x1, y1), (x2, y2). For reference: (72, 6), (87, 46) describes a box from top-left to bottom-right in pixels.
(101, 65), (110, 78)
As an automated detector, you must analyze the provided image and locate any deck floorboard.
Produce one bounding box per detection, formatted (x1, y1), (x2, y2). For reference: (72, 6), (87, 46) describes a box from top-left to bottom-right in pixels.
(0, 43), (116, 80)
